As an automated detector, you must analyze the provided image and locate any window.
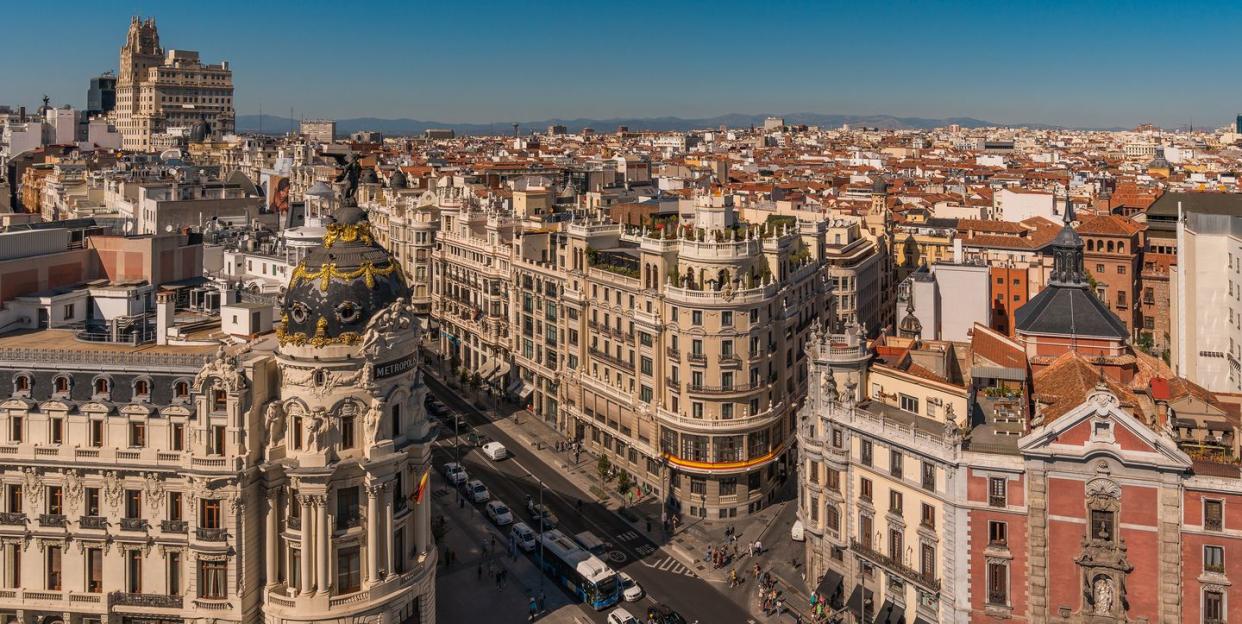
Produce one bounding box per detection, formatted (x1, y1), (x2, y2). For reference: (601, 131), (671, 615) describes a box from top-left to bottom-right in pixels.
(860, 514), (874, 550)
(174, 381), (189, 399)
(888, 528), (903, 560)
(337, 546), (361, 593)
(200, 500), (221, 529)
(988, 477), (1006, 507)
(826, 468), (840, 492)
(720, 478), (737, 496)
(9, 416), (21, 443)
(860, 440), (872, 466)
(722, 311), (733, 326)
(90, 420), (103, 447)
(211, 426), (225, 455)
(85, 488), (100, 516)
(86, 547), (103, 592)
(1090, 509), (1115, 543)
(171, 422), (185, 451)
(921, 503), (935, 529)
(987, 561), (1008, 605)
(129, 422), (146, 448)
(1204, 545), (1225, 573)
(290, 414), (303, 450)
(1204, 589), (1224, 623)
(860, 477), (873, 502)
(692, 402), (703, 419)
(49, 418), (63, 445)
(639, 386), (653, 403)
(1205, 499), (1224, 531)
(690, 478), (706, 495)
(46, 546), (62, 590)
(921, 543), (936, 578)
(336, 487), (360, 530)
(890, 450), (903, 478)
(831, 428), (843, 448)
(692, 311), (702, 325)
(53, 376), (69, 394)
(341, 414), (355, 449)
(826, 504), (840, 532)
(1117, 265), (1126, 275)
(46, 486), (62, 515)
(899, 394), (919, 414)
(126, 550), (142, 593)
(134, 379), (150, 398)
(640, 356), (653, 376)
(199, 559), (226, 599)
(212, 389), (227, 412)
(989, 521), (1007, 546)
(168, 551), (182, 594)
(94, 378), (111, 396)
(889, 490), (903, 514)
(13, 375), (29, 393)
(168, 491), (183, 522)
(921, 462), (935, 490)
(125, 490), (142, 519)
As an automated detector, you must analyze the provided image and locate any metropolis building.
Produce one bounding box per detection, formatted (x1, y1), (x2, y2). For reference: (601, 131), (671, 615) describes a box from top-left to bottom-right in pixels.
(0, 206), (435, 623)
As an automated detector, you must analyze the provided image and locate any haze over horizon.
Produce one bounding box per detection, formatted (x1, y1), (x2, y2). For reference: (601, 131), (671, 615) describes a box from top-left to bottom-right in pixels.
(5, 0), (1242, 130)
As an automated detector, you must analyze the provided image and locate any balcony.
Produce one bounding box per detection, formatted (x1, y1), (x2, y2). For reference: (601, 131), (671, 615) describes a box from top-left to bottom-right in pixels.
(589, 348), (635, 373)
(687, 383), (755, 394)
(287, 516), (301, 530)
(119, 518), (149, 531)
(161, 520), (188, 533)
(851, 538), (940, 593)
(687, 352), (707, 364)
(0, 513), (25, 526)
(196, 527), (228, 541)
(718, 354), (742, 367)
(79, 516), (107, 530)
(39, 514), (67, 528)
(109, 592), (184, 609)
(666, 347), (680, 359)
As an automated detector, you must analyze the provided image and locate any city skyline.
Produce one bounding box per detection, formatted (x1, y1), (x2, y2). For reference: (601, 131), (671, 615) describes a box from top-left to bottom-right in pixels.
(6, 1), (1242, 129)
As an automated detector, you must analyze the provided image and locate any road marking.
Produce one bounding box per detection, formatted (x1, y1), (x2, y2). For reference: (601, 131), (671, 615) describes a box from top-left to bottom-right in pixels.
(616, 530), (638, 541)
(641, 556), (698, 578)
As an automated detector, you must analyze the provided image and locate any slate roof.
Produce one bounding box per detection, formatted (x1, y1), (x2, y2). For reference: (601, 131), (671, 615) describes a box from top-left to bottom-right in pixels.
(1014, 284), (1128, 340)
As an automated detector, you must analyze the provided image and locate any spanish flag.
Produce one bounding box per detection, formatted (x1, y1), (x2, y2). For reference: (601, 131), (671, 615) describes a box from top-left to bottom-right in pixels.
(414, 469), (430, 504)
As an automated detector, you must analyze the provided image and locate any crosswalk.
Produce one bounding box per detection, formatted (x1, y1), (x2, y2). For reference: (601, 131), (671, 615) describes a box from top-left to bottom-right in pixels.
(641, 555), (698, 578)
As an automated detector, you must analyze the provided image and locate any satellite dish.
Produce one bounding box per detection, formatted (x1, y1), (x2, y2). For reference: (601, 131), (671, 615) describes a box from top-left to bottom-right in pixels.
(165, 225), (173, 233)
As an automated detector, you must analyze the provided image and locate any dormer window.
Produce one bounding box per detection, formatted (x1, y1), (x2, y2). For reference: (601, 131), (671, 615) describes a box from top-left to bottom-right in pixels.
(94, 378), (111, 396)
(173, 381), (189, 400)
(13, 375), (31, 395)
(53, 376), (71, 395)
(133, 380), (150, 400)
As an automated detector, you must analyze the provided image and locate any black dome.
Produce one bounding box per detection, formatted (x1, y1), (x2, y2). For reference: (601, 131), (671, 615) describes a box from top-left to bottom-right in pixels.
(361, 168), (379, 184)
(389, 170), (408, 189)
(278, 208), (409, 348)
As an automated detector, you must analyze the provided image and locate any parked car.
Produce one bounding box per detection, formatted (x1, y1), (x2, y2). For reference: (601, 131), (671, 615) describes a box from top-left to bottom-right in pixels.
(441, 462), (468, 485)
(607, 607), (640, 624)
(510, 522), (537, 552)
(646, 604), (687, 624)
(619, 571), (643, 602)
(464, 479), (490, 503)
(790, 519), (805, 542)
(485, 501), (514, 526)
(481, 441), (508, 460)
(524, 497), (559, 529)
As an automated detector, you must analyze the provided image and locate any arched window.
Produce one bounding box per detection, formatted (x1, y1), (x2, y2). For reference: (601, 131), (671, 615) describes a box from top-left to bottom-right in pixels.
(174, 381), (189, 399)
(1087, 239), (1095, 252)
(1107, 241), (1114, 253)
(1117, 242), (1124, 254)
(54, 376), (70, 394)
(14, 375), (30, 393)
(134, 379), (150, 398)
(94, 378), (110, 395)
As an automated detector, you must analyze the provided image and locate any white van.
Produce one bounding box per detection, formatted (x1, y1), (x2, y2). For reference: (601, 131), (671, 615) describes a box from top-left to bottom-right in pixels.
(790, 519), (805, 542)
(481, 441), (508, 461)
(510, 522), (537, 552)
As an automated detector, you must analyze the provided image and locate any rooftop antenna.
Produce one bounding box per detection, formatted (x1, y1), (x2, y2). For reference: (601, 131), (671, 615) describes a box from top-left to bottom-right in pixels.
(512, 123), (520, 137)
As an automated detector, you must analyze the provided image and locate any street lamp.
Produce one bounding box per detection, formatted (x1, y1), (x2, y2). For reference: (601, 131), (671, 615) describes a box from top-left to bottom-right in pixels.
(537, 479), (546, 596)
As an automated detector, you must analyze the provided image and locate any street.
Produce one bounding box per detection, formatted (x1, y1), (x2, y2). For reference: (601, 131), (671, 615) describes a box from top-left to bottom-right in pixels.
(425, 371), (757, 624)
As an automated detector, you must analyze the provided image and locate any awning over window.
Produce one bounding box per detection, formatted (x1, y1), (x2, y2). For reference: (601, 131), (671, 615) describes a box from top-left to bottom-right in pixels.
(874, 600), (905, 624)
(815, 568), (844, 603)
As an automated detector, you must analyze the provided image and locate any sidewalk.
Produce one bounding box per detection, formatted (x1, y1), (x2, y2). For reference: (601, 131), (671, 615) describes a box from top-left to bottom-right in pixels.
(433, 465), (591, 623)
(423, 357), (817, 620)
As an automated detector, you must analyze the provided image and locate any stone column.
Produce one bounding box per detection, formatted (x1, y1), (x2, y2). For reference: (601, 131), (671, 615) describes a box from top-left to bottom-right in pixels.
(265, 492), (278, 587)
(366, 484), (380, 583)
(316, 495), (330, 594)
(299, 495), (313, 596)
(383, 486), (394, 577)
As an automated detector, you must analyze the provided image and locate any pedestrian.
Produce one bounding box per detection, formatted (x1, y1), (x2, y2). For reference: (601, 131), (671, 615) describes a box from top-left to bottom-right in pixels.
(776, 598), (784, 616)
(755, 539), (763, 555)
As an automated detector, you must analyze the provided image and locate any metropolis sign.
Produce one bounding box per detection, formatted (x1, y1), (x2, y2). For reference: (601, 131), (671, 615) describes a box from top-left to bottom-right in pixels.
(375, 354), (417, 380)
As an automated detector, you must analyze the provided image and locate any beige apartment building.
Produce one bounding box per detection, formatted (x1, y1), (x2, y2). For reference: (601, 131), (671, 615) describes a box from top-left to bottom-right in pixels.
(113, 17), (235, 151)
(0, 209), (437, 624)
(363, 172), (440, 316)
(558, 195), (832, 519)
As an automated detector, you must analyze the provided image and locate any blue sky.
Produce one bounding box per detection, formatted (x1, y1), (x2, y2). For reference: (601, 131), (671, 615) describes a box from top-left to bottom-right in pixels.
(3, 1), (1240, 128)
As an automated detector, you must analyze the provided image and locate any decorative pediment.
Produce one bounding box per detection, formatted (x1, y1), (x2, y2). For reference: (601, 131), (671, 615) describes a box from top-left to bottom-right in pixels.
(161, 404), (194, 419)
(120, 403), (157, 417)
(0, 398), (35, 411)
(1019, 385), (1192, 471)
(80, 401), (116, 416)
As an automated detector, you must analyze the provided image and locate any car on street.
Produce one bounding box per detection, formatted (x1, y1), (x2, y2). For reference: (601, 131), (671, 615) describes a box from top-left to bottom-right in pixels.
(485, 500), (514, 526)
(524, 498), (559, 529)
(481, 441), (508, 460)
(646, 604), (687, 624)
(463, 479), (490, 503)
(607, 607), (640, 624)
(510, 522), (537, 552)
(619, 571), (643, 602)
(440, 462), (468, 485)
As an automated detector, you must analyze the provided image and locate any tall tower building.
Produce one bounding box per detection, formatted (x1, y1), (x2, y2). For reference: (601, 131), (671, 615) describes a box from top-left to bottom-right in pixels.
(265, 205), (437, 623)
(86, 72), (117, 117)
(112, 16), (234, 150)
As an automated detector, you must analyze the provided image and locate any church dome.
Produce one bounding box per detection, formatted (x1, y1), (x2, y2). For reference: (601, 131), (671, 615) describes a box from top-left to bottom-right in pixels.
(389, 169), (408, 189)
(277, 207), (409, 349)
(361, 168), (379, 184)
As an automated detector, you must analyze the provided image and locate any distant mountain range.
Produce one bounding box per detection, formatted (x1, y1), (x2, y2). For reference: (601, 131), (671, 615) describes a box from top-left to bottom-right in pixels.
(236, 112), (1087, 136)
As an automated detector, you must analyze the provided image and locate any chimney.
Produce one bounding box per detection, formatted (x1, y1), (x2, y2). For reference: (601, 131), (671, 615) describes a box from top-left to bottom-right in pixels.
(155, 290), (174, 345)
(219, 281), (238, 306)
